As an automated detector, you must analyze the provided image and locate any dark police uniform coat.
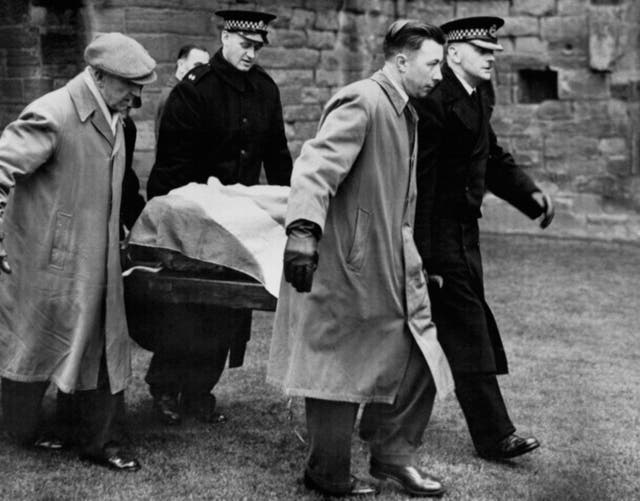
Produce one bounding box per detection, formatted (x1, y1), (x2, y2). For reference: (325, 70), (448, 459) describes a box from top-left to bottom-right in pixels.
(148, 48), (292, 196)
(412, 64), (543, 375)
(146, 48), (292, 371)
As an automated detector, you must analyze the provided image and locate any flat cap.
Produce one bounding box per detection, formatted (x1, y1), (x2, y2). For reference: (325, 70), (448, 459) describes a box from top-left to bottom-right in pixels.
(441, 16), (504, 51)
(84, 32), (157, 85)
(216, 9), (276, 44)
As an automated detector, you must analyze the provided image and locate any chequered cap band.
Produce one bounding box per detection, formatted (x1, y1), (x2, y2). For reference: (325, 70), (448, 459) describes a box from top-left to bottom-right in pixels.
(447, 25), (498, 42)
(224, 19), (268, 33)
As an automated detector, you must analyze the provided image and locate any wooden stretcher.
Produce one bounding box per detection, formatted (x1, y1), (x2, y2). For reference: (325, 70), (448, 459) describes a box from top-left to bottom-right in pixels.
(124, 267), (277, 312)
(123, 244), (276, 312)
(122, 247), (277, 351)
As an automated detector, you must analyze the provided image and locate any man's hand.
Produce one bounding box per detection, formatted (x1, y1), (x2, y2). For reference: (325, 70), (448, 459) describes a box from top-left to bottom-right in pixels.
(532, 191), (554, 229)
(0, 240), (11, 274)
(284, 226), (318, 293)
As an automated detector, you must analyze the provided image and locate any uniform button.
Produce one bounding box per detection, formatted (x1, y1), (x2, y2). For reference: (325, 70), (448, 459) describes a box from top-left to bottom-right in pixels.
(465, 186), (470, 192)
(240, 149), (247, 156)
(242, 117), (248, 124)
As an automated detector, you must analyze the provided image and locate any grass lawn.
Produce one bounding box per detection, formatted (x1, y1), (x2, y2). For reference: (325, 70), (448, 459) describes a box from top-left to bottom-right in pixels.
(0, 234), (638, 500)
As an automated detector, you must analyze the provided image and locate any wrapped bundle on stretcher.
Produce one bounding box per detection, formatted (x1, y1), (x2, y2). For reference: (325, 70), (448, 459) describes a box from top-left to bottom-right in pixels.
(124, 177), (289, 350)
(127, 177), (289, 297)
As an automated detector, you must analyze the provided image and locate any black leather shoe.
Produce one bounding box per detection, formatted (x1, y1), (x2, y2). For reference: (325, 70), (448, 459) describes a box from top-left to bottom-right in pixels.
(182, 393), (227, 424)
(370, 458), (445, 497)
(81, 443), (141, 472)
(303, 472), (378, 497)
(478, 433), (540, 460)
(153, 393), (181, 425)
(33, 432), (65, 451)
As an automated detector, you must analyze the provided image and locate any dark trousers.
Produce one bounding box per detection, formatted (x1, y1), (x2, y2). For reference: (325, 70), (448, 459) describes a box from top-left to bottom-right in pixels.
(144, 303), (250, 399)
(2, 357), (125, 455)
(454, 373), (515, 453)
(146, 347), (230, 398)
(1, 378), (49, 445)
(304, 338), (436, 494)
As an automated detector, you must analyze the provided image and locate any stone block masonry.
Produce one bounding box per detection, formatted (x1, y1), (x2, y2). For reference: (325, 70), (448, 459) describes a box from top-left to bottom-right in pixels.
(0, 0), (639, 242)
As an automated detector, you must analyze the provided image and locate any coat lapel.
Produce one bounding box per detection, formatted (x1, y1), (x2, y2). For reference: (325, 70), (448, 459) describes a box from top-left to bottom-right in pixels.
(371, 70), (416, 161)
(370, 70), (408, 116)
(211, 49), (254, 93)
(90, 110), (115, 147)
(442, 66), (480, 132)
(473, 84), (492, 156)
(439, 65), (481, 133)
(67, 73), (115, 146)
(439, 64), (489, 162)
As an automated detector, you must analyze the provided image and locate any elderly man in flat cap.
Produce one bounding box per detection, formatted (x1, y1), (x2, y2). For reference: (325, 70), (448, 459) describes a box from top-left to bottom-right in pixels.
(0, 32), (156, 471)
(412, 16), (555, 461)
(144, 9), (292, 426)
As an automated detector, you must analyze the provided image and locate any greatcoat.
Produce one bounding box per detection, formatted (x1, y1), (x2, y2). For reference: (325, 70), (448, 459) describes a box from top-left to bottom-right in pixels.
(268, 70), (453, 404)
(147, 49), (292, 197)
(0, 72), (131, 393)
(412, 64), (544, 375)
(146, 49), (293, 365)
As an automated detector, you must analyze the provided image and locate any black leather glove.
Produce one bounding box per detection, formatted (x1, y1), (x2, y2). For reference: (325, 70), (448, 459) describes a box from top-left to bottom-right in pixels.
(532, 191), (554, 229)
(284, 220), (319, 293)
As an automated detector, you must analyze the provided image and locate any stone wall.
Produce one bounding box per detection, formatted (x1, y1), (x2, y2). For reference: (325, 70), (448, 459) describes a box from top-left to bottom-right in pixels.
(477, 0), (640, 240)
(1, 0), (639, 241)
(0, 0), (86, 129)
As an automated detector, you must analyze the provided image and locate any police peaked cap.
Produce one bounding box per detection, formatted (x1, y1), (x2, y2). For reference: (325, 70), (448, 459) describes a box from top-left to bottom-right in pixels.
(441, 16), (505, 51)
(215, 9), (276, 44)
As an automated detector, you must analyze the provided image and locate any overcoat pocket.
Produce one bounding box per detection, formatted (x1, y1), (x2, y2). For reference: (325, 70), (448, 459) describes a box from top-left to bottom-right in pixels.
(346, 207), (370, 271)
(49, 211), (72, 270)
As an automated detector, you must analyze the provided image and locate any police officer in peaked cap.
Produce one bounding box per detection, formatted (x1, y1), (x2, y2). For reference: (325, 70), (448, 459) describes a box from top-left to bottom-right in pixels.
(412, 16), (555, 461)
(144, 9), (292, 426)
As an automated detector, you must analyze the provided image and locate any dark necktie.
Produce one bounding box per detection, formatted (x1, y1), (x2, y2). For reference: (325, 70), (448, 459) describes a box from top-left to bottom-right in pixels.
(404, 106), (415, 155)
(470, 89), (480, 110)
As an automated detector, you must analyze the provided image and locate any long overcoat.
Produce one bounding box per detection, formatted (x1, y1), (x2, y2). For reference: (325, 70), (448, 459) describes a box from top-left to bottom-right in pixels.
(268, 71), (453, 404)
(146, 49), (293, 363)
(0, 72), (130, 393)
(412, 64), (543, 375)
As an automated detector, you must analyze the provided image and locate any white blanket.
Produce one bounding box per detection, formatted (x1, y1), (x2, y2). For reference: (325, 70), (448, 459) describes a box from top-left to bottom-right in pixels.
(129, 177), (289, 297)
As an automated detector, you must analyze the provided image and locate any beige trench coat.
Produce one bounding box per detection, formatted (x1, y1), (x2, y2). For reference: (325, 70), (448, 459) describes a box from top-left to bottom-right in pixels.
(267, 71), (453, 404)
(0, 72), (130, 393)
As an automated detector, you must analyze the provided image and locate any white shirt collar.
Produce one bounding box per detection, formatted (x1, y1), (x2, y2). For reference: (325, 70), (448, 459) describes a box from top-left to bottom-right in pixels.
(83, 67), (120, 135)
(382, 66), (409, 105)
(452, 69), (476, 96)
